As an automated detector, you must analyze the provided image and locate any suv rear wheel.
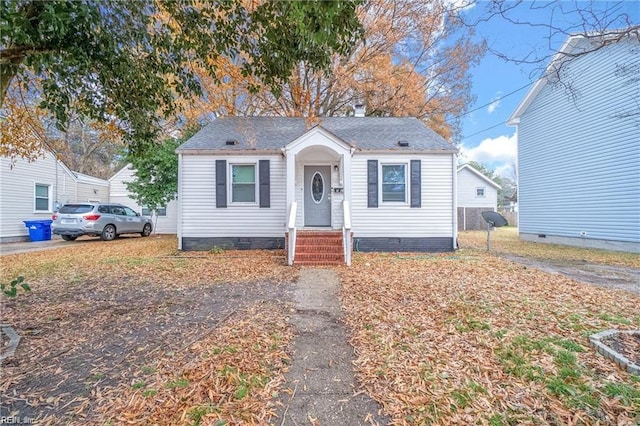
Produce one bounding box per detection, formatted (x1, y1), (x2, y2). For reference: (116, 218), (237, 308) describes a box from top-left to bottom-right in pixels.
(101, 224), (117, 241)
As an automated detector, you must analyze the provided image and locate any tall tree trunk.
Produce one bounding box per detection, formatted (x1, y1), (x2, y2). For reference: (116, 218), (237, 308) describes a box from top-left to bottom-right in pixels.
(0, 61), (20, 108)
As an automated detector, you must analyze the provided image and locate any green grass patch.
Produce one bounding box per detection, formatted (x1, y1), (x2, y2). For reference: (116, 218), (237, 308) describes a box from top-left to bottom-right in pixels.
(602, 382), (640, 406)
(166, 378), (190, 389)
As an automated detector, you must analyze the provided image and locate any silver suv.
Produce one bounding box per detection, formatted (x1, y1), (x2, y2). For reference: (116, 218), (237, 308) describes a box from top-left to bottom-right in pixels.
(51, 203), (153, 241)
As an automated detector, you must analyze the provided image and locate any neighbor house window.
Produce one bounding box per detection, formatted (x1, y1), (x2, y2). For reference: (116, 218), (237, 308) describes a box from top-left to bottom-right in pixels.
(381, 164), (407, 203)
(34, 183), (51, 212)
(231, 164), (256, 203)
(142, 206), (167, 216)
(476, 187), (486, 197)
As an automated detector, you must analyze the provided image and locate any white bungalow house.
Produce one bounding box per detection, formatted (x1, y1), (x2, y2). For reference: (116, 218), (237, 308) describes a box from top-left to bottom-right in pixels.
(0, 150), (109, 242)
(109, 164), (178, 234)
(176, 117), (459, 265)
(507, 31), (639, 253)
(456, 164), (500, 231)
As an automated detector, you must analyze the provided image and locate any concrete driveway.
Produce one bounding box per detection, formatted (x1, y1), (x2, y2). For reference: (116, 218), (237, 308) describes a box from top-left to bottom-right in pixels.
(0, 237), (84, 256)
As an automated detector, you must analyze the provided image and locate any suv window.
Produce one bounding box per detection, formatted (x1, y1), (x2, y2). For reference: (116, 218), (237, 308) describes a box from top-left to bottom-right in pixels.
(98, 205), (110, 214)
(59, 204), (94, 214)
(124, 207), (138, 217)
(111, 206), (126, 216)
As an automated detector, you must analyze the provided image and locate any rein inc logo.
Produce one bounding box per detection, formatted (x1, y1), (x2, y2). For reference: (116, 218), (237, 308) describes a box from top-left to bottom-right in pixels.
(0, 417), (35, 424)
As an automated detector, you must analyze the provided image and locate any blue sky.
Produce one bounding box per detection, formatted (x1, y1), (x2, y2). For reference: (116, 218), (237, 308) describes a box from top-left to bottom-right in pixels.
(457, 1), (640, 178)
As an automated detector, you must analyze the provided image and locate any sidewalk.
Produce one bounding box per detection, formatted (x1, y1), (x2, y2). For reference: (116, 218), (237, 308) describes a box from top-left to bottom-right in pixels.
(276, 268), (388, 425)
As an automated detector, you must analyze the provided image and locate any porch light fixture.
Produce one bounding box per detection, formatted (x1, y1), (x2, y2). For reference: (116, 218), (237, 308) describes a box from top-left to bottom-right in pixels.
(334, 165), (339, 172)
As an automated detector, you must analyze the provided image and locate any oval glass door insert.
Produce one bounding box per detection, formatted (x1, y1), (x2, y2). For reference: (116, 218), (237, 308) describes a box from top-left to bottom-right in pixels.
(311, 172), (324, 203)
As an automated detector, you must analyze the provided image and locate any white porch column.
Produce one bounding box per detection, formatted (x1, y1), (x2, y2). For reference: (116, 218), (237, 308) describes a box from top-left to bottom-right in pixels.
(343, 148), (354, 204)
(284, 148), (296, 223)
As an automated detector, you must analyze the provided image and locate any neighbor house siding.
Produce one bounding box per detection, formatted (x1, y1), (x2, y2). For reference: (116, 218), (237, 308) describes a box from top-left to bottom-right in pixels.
(351, 153), (454, 238)
(457, 166), (499, 231)
(109, 165), (178, 234)
(517, 37), (640, 249)
(77, 181), (109, 203)
(180, 154), (286, 242)
(457, 167), (498, 208)
(0, 151), (76, 241)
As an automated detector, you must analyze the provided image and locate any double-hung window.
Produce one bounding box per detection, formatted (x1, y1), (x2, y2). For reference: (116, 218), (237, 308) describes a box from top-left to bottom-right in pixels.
(34, 183), (51, 212)
(381, 164), (407, 203)
(476, 187), (486, 197)
(231, 164), (256, 203)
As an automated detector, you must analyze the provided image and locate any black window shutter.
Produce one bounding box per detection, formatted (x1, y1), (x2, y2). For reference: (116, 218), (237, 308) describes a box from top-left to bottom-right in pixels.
(410, 160), (421, 208)
(367, 160), (378, 208)
(259, 160), (270, 208)
(216, 160), (227, 208)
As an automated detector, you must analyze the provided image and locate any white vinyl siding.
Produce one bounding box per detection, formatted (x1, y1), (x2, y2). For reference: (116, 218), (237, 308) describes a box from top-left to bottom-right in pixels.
(0, 151), (76, 241)
(457, 167), (498, 209)
(108, 164), (178, 234)
(351, 153), (453, 238)
(516, 37), (639, 246)
(180, 154), (286, 238)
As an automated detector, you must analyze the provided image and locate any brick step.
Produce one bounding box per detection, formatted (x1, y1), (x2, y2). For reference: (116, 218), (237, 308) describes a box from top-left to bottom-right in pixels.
(295, 245), (343, 253)
(295, 261), (344, 266)
(294, 253), (344, 263)
(295, 239), (343, 246)
(297, 231), (342, 237)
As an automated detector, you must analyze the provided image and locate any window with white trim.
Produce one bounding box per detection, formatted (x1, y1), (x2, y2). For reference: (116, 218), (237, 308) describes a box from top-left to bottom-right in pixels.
(34, 183), (51, 212)
(381, 164), (407, 203)
(230, 164), (256, 203)
(476, 187), (486, 197)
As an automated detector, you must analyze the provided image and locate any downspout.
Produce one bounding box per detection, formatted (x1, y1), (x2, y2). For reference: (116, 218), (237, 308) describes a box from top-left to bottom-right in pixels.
(452, 154), (458, 250)
(177, 153), (183, 250)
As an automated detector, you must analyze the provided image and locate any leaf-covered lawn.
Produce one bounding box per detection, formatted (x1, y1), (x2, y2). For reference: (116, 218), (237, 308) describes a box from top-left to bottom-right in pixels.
(2, 232), (638, 424)
(340, 231), (639, 425)
(0, 236), (297, 425)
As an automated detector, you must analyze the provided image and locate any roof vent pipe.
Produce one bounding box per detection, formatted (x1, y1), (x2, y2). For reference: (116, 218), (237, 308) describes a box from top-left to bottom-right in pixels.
(354, 104), (365, 117)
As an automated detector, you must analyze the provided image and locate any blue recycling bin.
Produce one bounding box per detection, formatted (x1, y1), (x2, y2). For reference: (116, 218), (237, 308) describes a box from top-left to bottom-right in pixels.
(23, 219), (53, 242)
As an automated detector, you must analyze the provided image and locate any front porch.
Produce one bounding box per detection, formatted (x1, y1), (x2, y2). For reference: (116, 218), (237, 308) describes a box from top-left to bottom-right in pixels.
(283, 126), (355, 266)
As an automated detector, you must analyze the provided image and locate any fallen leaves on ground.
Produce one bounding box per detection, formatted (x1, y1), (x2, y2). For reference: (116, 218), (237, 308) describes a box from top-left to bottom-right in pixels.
(0, 236), (297, 424)
(460, 228), (640, 268)
(340, 247), (640, 425)
(99, 303), (293, 425)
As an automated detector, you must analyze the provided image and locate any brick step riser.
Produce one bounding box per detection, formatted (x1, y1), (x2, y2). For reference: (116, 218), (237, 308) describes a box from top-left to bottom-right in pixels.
(295, 254), (344, 261)
(296, 241), (342, 247)
(296, 247), (343, 253)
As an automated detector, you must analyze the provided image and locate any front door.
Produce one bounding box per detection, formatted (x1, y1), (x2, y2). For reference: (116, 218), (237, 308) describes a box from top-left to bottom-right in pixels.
(304, 166), (331, 227)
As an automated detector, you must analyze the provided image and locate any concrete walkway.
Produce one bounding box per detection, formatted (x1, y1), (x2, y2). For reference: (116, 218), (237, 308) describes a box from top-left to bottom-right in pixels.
(276, 269), (388, 425)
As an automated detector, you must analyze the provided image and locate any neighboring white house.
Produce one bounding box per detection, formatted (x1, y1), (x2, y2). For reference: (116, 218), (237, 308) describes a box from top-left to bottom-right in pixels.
(508, 31), (639, 253)
(0, 150), (109, 242)
(108, 164), (178, 234)
(456, 164), (500, 231)
(176, 117), (459, 264)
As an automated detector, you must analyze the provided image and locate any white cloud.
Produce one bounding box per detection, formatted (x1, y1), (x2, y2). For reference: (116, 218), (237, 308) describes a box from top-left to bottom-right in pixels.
(487, 92), (503, 114)
(487, 99), (500, 114)
(459, 132), (517, 178)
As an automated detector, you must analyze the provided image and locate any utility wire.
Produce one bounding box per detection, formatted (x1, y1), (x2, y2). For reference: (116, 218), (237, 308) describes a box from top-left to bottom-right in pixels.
(455, 81), (534, 120)
(460, 121), (509, 141)
(457, 81), (534, 141)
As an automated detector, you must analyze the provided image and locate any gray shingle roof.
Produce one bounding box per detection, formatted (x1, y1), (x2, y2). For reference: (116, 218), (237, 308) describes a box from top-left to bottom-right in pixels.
(177, 117), (456, 153)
